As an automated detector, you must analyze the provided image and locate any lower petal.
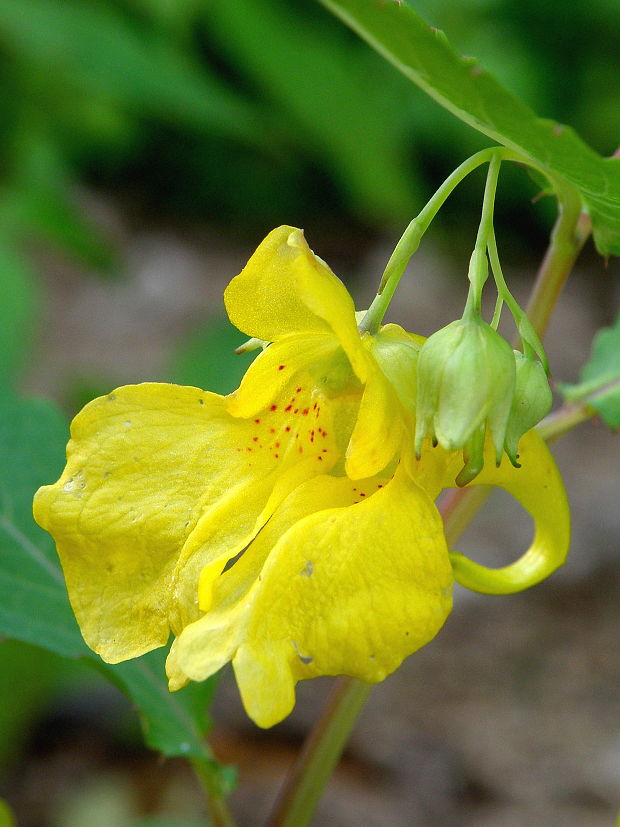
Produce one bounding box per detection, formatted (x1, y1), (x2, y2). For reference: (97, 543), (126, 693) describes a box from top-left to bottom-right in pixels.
(172, 467), (453, 727)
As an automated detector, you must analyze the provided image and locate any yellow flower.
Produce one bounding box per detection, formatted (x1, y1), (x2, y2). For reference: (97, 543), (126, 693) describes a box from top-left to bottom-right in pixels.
(33, 226), (570, 728)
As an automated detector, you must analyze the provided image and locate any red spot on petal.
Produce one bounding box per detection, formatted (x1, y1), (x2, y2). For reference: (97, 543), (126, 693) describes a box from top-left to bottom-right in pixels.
(352, 488), (357, 491)
(278, 365), (286, 371)
(313, 402), (318, 410)
(252, 436), (259, 442)
(321, 449), (328, 453)
(298, 446), (303, 453)
(274, 442), (280, 449)
(296, 387), (302, 393)
(377, 484), (383, 489)
(294, 409), (299, 414)
(270, 405), (277, 411)
(317, 456), (323, 461)
(285, 426), (291, 432)
(285, 404), (293, 411)
(270, 428), (276, 433)
(274, 453), (279, 459)
(254, 418), (261, 424)
(302, 408), (309, 416)
(360, 492), (366, 497)
(247, 447), (252, 452)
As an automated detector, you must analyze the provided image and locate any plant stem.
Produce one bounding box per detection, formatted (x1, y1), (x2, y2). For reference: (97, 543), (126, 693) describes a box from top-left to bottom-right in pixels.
(536, 399), (597, 441)
(360, 146), (518, 334)
(464, 151), (502, 316)
(190, 757), (236, 827)
(268, 173), (591, 827)
(525, 189), (591, 338)
(266, 678), (373, 827)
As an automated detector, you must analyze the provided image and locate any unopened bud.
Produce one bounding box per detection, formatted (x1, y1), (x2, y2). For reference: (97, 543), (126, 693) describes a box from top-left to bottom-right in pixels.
(504, 351), (552, 466)
(414, 317), (515, 470)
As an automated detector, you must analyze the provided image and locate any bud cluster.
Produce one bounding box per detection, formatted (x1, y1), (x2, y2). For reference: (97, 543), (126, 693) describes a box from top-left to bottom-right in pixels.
(413, 315), (552, 485)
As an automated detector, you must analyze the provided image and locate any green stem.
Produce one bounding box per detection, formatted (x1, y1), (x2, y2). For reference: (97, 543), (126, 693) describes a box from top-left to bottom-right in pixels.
(190, 757), (236, 827)
(360, 146), (516, 334)
(536, 399), (597, 441)
(266, 678), (373, 827)
(525, 189), (591, 337)
(464, 151), (502, 316)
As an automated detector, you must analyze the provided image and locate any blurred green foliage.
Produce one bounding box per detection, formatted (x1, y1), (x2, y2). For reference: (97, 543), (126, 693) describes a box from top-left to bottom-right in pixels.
(1, 0), (618, 247)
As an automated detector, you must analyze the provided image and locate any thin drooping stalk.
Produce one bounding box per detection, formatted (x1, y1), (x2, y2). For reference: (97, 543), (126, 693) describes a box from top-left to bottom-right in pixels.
(266, 189), (590, 827)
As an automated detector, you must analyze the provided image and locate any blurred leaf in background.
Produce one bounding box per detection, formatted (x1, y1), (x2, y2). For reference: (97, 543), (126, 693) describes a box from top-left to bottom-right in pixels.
(559, 313), (620, 428)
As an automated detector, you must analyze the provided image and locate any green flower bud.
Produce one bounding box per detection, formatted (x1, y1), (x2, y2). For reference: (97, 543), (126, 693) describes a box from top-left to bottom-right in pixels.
(504, 351), (552, 466)
(415, 317), (515, 469)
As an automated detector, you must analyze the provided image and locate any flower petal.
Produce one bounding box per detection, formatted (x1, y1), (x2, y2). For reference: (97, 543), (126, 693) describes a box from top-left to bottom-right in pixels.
(448, 429), (570, 593)
(345, 366), (403, 480)
(171, 466), (453, 727)
(226, 332), (359, 421)
(224, 226), (367, 380)
(33, 383), (340, 663)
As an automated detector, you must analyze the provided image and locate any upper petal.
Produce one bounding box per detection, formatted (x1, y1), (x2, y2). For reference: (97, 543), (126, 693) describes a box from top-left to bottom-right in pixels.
(224, 226), (367, 381)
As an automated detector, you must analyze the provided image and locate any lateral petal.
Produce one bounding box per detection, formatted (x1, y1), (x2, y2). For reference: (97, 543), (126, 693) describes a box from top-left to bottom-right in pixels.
(345, 367), (403, 480)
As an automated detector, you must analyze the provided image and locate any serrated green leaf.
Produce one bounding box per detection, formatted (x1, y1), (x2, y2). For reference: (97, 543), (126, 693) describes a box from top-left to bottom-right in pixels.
(0, 390), (85, 656)
(319, 0), (620, 255)
(559, 313), (620, 428)
(0, 390), (221, 764)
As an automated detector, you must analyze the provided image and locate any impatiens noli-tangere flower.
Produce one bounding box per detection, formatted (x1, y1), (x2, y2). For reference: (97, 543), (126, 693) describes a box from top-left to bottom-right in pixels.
(33, 226), (570, 728)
